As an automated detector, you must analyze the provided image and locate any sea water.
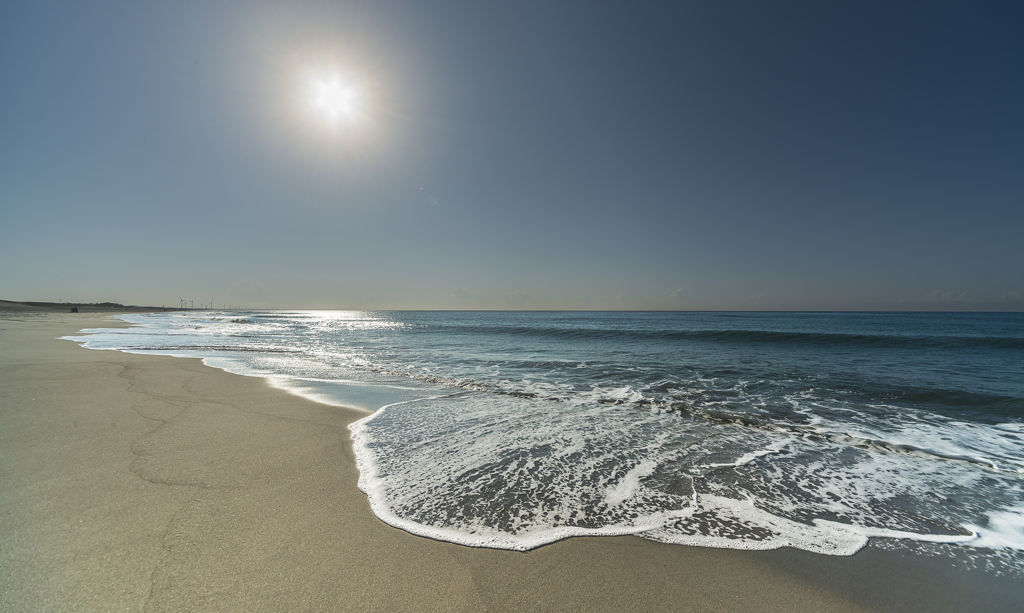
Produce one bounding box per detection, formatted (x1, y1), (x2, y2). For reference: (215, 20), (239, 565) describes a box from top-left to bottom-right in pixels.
(64, 311), (1024, 571)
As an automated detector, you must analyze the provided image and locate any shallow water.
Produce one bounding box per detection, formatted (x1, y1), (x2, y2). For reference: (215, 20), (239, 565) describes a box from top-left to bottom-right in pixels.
(66, 311), (1024, 570)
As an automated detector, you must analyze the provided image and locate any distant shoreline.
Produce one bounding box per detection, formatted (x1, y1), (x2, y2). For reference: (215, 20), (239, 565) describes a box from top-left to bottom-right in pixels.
(0, 300), (180, 314)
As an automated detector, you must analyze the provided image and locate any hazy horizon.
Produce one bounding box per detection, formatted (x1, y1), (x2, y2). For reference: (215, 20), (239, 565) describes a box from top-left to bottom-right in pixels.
(2, 1), (1021, 311)
(5, 298), (1022, 314)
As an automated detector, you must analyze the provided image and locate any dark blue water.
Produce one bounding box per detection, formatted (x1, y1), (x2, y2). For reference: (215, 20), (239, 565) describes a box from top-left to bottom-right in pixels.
(67, 311), (1024, 568)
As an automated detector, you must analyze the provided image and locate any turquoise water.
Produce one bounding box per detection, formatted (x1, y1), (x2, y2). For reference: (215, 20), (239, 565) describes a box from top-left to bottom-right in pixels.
(66, 311), (1024, 569)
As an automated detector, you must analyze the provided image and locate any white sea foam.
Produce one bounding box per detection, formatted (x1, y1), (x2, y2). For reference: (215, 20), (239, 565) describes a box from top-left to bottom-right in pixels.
(350, 402), (695, 550)
(644, 494), (870, 555)
(604, 459), (660, 507)
(348, 391), (1024, 556)
(966, 507), (1024, 550)
(798, 403), (1024, 474)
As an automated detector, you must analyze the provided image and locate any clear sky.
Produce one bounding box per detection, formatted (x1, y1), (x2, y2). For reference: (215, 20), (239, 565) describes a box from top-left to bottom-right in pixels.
(1, 1), (1021, 310)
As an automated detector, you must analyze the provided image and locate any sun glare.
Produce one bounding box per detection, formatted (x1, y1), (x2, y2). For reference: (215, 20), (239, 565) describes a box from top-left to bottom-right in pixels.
(313, 78), (356, 122)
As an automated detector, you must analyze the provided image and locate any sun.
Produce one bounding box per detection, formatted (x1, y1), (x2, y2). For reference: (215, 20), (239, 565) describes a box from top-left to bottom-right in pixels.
(313, 79), (356, 122)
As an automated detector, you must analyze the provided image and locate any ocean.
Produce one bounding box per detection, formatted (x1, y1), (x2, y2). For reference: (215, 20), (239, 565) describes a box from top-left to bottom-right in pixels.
(65, 310), (1024, 572)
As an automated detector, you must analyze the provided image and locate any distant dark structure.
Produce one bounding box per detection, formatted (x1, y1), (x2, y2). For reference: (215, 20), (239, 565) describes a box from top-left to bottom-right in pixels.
(70, 307), (79, 313)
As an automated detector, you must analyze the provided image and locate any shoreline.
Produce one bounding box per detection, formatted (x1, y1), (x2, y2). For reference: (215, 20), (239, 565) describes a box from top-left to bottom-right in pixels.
(0, 300), (180, 314)
(2, 312), (1021, 611)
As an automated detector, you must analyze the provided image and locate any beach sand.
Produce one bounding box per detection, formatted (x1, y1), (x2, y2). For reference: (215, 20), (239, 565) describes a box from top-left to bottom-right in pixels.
(2, 312), (1021, 612)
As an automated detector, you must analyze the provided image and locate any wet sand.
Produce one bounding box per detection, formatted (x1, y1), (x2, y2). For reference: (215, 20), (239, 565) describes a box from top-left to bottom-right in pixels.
(1, 312), (1020, 612)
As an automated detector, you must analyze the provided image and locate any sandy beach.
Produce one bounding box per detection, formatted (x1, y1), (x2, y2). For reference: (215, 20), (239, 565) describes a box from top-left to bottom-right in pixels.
(1, 312), (1021, 612)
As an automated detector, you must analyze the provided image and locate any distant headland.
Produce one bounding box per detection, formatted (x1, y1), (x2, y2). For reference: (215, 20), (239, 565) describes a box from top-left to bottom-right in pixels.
(0, 300), (181, 313)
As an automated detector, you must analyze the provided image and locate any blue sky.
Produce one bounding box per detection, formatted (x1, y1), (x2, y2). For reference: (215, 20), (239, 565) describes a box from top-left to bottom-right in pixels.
(1, 1), (1021, 310)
